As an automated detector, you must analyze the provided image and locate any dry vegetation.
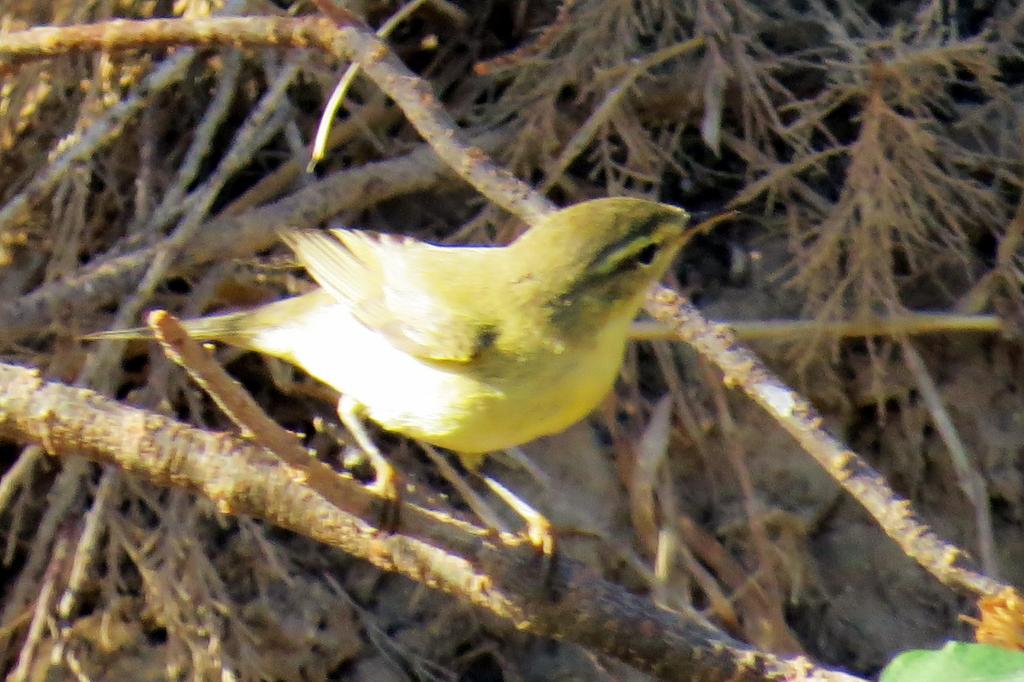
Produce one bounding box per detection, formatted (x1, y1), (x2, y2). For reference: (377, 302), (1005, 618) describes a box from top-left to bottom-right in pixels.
(1, 0), (1023, 679)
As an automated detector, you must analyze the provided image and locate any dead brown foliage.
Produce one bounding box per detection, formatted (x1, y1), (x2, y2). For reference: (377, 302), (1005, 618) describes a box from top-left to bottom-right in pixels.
(1, 0), (1022, 679)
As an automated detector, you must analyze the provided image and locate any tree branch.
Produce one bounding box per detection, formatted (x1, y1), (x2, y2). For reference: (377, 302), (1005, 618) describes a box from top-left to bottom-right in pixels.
(0, 362), (862, 682)
(645, 287), (1007, 598)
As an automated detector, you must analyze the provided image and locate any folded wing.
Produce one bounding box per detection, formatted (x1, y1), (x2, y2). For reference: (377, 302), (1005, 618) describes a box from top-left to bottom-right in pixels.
(280, 229), (498, 363)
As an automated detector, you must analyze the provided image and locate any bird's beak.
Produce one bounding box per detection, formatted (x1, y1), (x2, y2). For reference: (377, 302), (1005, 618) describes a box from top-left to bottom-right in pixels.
(691, 210), (738, 238)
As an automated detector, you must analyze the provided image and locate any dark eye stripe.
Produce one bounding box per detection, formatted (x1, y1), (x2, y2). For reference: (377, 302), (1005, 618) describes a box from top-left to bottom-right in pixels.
(547, 211), (674, 310)
(588, 213), (664, 269)
(636, 242), (658, 265)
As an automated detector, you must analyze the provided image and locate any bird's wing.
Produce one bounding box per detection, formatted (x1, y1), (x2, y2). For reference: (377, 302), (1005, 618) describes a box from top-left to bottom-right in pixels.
(280, 228), (496, 363)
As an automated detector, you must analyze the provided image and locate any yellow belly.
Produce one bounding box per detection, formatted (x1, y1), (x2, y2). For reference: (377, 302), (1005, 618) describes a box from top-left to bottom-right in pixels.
(398, 335), (625, 457)
(252, 302), (630, 460)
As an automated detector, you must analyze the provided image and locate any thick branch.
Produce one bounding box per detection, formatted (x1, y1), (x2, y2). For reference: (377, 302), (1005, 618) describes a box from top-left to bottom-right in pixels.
(0, 362), (863, 682)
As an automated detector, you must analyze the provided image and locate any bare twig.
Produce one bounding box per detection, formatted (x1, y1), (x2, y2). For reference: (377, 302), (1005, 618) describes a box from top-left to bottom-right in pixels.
(8, 527), (74, 682)
(316, 9), (556, 223)
(144, 309), (418, 531)
(147, 311), (313, 465)
(0, 17), (338, 71)
(958, 189), (1024, 314)
(539, 35), (706, 191)
(310, 0), (429, 166)
(473, 0), (579, 76)
(0, 445), (41, 518)
(135, 51), (244, 234)
(901, 340), (997, 577)
(701, 362), (803, 654)
(0, 458), (90, 654)
(630, 313), (1005, 342)
(56, 469), (120, 618)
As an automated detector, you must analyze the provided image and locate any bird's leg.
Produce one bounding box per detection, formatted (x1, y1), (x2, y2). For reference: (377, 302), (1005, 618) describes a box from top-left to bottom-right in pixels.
(337, 395), (400, 528)
(420, 444), (511, 534)
(500, 446), (553, 489)
(454, 452), (556, 557)
(479, 474), (555, 557)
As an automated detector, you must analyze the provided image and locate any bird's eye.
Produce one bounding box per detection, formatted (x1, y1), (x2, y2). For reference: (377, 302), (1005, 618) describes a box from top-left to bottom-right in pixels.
(636, 243), (658, 266)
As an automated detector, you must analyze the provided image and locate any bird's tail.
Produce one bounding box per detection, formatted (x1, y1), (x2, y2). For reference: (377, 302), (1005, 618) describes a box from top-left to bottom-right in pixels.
(83, 309), (257, 344)
(82, 291), (332, 357)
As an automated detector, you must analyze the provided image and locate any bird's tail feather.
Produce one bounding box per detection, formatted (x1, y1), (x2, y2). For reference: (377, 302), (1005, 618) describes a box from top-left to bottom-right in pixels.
(83, 310), (256, 344)
(82, 291), (332, 356)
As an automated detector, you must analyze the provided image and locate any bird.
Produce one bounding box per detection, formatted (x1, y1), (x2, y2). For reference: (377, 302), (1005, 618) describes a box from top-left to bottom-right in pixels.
(88, 197), (695, 543)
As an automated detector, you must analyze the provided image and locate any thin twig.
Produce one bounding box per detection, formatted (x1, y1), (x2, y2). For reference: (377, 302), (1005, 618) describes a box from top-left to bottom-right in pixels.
(958, 188), (1024, 314)
(901, 340), (997, 578)
(134, 51), (245, 234)
(310, 0), (428, 166)
(0, 458), (90, 654)
(539, 36), (706, 192)
(630, 313), (1004, 341)
(8, 527), (74, 682)
(540, 63), (642, 193)
(0, 445), (41, 518)
(316, 8), (556, 223)
(473, 0), (579, 76)
(57, 469), (120, 618)
(700, 361), (803, 653)
(147, 311), (313, 466)
(144, 309), (411, 530)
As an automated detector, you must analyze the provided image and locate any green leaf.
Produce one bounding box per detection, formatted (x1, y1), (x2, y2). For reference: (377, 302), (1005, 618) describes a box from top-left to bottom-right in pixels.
(881, 642), (1024, 682)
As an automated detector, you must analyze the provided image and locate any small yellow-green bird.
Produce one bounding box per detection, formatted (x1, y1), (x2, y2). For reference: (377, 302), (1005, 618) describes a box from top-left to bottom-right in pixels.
(90, 197), (693, 505)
